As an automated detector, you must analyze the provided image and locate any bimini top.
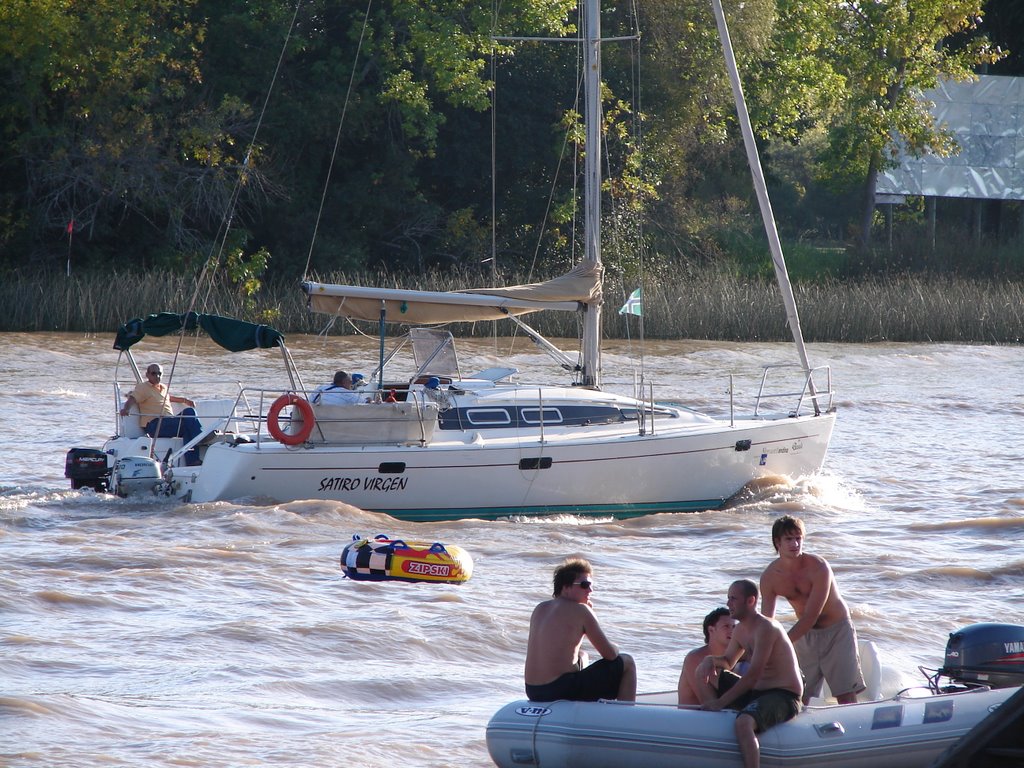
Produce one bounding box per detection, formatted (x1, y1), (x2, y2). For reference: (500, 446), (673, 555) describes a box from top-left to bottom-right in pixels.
(114, 311), (284, 352)
(302, 262), (602, 324)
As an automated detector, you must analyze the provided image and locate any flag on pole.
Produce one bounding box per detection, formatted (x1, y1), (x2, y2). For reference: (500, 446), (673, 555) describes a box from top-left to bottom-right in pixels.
(618, 287), (642, 316)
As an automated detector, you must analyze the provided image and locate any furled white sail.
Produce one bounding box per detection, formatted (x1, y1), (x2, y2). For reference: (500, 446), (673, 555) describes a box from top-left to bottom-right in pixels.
(302, 262), (601, 324)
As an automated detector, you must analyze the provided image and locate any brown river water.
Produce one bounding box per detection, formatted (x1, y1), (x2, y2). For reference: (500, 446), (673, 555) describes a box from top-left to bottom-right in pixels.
(2, 332), (1022, 766)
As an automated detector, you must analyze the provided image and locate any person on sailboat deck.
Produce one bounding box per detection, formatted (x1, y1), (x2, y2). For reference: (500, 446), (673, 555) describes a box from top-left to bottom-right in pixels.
(678, 607), (742, 706)
(697, 579), (803, 768)
(759, 515), (866, 705)
(524, 558), (637, 703)
(311, 370), (362, 405)
(119, 364), (203, 466)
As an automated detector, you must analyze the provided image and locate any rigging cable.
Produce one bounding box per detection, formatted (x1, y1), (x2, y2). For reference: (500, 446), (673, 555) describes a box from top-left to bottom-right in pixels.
(191, 0), (304, 316)
(302, 0), (375, 281)
(153, 0), (306, 442)
(490, 0), (499, 357)
(618, 0), (645, 384)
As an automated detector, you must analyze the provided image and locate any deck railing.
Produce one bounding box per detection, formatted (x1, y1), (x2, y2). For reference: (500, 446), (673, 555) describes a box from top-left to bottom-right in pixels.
(753, 364), (834, 418)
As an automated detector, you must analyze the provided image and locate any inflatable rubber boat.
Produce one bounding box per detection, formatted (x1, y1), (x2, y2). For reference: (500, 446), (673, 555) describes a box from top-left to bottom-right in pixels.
(340, 534), (473, 584)
(487, 624), (1024, 768)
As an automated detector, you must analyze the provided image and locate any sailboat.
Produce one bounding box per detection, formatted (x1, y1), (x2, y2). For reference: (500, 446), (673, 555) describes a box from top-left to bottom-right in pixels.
(66, 0), (835, 521)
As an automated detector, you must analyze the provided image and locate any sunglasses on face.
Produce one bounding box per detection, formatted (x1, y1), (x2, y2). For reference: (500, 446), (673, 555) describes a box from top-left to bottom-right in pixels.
(573, 580), (593, 590)
(147, 370), (162, 376)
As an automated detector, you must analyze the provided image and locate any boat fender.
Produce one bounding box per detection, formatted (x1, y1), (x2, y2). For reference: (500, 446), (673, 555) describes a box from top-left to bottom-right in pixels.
(267, 394), (315, 445)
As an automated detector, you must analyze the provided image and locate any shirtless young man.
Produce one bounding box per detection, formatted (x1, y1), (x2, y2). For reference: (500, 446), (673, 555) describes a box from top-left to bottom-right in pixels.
(524, 558), (637, 702)
(760, 515), (865, 705)
(696, 579), (803, 768)
(678, 607), (737, 706)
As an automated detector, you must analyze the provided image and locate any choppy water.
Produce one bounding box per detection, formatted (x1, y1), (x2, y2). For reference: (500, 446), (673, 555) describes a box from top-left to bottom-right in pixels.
(3, 333), (1023, 767)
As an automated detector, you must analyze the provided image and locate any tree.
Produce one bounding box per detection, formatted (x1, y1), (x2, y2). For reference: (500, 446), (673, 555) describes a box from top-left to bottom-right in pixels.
(984, 0), (1024, 75)
(0, 0), (583, 276)
(819, 1), (1004, 248)
(0, 0), (272, 271)
(234, 0), (587, 276)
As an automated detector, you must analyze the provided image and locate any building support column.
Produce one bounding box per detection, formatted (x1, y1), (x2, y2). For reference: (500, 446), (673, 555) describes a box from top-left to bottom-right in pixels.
(926, 196), (936, 254)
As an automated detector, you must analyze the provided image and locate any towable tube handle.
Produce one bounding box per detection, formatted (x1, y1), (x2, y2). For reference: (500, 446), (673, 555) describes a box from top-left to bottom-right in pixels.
(389, 540), (448, 553)
(364, 534), (447, 553)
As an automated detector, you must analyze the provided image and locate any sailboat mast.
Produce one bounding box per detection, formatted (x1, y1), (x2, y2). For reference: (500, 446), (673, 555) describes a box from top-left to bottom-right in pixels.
(710, 0), (819, 408)
(581, 0), (603, 388)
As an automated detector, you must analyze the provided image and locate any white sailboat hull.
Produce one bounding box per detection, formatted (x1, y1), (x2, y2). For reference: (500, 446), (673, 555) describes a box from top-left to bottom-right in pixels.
(69, 0), (841, 523)
(486, 687), (1018, 768)
(177, 407), (834, 520)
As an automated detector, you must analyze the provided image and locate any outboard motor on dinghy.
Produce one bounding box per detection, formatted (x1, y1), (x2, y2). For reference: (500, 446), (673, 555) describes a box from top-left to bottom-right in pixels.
(936, 623), (1024, 691)
(111, 456), (163, 497)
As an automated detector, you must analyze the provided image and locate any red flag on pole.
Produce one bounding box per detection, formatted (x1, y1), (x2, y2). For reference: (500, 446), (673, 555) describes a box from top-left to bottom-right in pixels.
(67, 219), (75, 234)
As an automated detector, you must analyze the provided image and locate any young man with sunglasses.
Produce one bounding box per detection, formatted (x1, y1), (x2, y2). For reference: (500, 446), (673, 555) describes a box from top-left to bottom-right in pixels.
(524, 558), (636, 702)
(120, 364), (204, 466)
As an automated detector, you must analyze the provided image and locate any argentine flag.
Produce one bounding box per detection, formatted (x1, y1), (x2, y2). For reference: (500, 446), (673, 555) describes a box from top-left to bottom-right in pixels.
(618, 287), (642, 316)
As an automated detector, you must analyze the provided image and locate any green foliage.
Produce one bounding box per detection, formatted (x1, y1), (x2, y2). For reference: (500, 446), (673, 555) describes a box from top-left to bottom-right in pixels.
(0, 0), (1018, 283)
(224, 244), (270, 301)
(0, 0), (271, 272)
(817, 0), (1005, 245)
(743, 0), (846, 141)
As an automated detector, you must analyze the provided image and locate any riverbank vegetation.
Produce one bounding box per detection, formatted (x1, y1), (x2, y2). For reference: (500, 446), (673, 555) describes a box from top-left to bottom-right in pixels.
(2, 1), (1023, 282)
(5, 263), (1021, 343)
(2, 1), (1023, 344)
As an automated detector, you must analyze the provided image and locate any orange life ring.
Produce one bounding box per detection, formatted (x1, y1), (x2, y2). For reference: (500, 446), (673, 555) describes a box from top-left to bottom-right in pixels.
(267, 394), (315, 445)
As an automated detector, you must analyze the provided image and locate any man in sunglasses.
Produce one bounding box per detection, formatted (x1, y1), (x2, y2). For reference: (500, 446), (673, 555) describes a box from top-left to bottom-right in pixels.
(120, 364), (204, 466)
(524, 558), (636, 702)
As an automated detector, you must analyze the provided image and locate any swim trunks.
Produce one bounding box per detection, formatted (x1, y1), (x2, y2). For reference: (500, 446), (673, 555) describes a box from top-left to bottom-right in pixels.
(717, 669), (742, 696)
(795, 618), (866, 700)
(525, 656), (625, 702)
(732, 688), (801, 732)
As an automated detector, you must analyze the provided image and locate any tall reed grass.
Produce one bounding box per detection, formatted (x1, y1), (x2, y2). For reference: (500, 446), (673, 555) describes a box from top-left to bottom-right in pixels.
(3, 268), (1022, 343)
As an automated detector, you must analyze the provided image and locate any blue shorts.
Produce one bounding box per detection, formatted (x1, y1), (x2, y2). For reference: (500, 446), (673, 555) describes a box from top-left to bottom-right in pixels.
(526, 656), (624, 702)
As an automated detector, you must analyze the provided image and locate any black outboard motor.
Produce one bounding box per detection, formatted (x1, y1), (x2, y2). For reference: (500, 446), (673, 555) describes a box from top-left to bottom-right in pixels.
(65, 447), (110, 492)
(938, 623), (1024, 689)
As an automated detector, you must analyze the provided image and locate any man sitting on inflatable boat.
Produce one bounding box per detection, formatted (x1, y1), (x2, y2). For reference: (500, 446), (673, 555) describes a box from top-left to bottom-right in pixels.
(524, 558), (637, 702)
(696, 579), (803, 768)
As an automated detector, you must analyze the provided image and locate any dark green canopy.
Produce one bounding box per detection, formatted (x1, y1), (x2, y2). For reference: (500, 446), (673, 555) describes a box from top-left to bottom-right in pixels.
(114, 312), (284, 352)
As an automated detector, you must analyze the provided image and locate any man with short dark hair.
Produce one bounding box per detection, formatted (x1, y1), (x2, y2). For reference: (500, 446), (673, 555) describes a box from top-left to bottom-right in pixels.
(678, 607), (738, 705)
(524, 558), (636, 702)
(697, 579), (803, 768)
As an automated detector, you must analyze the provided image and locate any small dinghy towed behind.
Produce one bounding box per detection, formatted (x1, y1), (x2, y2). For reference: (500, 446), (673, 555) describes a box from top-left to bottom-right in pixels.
(486, 624), (1024, 768)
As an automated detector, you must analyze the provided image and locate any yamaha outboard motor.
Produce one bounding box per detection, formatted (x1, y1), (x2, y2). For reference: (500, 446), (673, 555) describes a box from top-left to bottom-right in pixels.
(938, 623), (1024, 689)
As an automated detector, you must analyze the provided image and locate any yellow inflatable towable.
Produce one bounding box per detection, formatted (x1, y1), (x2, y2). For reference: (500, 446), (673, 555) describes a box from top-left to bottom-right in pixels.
(340, 534), (474, 584)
